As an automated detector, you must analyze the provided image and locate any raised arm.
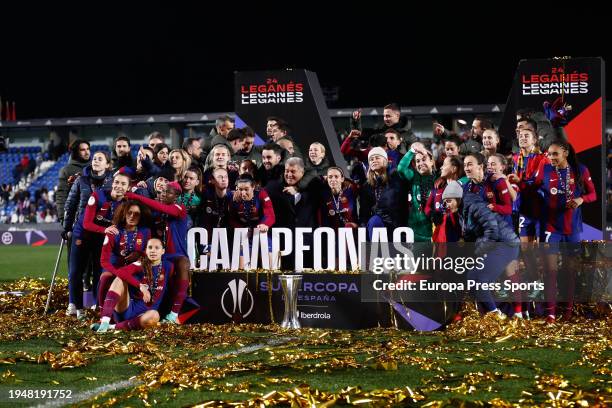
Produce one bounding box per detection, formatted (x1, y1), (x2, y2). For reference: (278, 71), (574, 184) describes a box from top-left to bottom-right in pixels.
(397, 148), (415, 182)
(126, 191), (186, 218)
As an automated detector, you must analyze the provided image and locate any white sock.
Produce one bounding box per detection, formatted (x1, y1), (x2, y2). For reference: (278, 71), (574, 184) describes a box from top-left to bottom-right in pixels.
(547, 314), (555, 320)
(101, 316), (111, 324)
(514, 312), (523, 319)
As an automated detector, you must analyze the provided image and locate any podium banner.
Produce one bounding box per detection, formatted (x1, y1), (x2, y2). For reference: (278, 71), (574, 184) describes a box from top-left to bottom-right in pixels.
(189, 272), (458, 329)
(235, 69), (347, 168)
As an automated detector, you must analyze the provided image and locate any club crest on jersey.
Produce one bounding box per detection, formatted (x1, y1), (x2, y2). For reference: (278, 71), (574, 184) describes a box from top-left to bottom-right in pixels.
(88, 196), (96, 206)
(329, 209), (335, 216)
(486, 191), (494, 199)
(550, 187), (558, 195)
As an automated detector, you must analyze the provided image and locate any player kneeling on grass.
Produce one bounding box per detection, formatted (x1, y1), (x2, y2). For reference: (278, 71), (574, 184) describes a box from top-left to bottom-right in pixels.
(92, 238), (172, 333)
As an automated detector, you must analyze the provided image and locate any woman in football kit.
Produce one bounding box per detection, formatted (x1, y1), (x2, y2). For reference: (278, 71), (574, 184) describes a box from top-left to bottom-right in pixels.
(98, 201), (151, 307)
(319, 166), (359, 230)
(486, 153), (524, 318)
(508, 126), (549, 242)
(485, 154), (516, 228)
(67, 167), (132, 318)
(507, 126), (550, 316)
(92, 238), (172, 333)
(228, 175), (276, 268)
(317, 167), (360, 269)
(426, 155), (462, 243)
(125, 181), (190, 324)
(533, 139), (596, 322)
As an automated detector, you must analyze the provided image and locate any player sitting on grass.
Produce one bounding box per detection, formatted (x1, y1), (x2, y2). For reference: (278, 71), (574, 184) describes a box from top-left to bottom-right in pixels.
(125, 181), (190, 324)
(92, 238), (172, 333)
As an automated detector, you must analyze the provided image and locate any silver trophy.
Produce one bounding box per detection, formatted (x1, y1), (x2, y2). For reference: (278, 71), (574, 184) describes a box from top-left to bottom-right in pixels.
(279, 274), (302, 329)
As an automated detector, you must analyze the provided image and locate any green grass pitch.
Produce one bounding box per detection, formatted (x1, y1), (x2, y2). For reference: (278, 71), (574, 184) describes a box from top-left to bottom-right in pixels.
(0, 245), (608, 407)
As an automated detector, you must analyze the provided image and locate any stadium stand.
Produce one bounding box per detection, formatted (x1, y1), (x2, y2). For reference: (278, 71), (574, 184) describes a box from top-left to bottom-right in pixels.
(0, 144), (149, 224)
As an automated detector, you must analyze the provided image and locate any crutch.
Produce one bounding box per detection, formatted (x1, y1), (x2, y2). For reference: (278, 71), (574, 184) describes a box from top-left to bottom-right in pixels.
(44, 238), (66, 315)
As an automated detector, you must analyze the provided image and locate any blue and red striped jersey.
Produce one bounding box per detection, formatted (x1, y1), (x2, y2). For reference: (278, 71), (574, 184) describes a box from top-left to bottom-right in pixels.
(534, 162), (597, 234)
(229, 189), (275, 229)
(319, 183), (359, 228)
(126, 192), (188, 257)
(101, 227), (151, 273)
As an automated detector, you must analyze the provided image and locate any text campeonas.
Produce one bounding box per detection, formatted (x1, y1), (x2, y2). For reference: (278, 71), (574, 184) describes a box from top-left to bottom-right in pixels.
(187, 227), (415, 271)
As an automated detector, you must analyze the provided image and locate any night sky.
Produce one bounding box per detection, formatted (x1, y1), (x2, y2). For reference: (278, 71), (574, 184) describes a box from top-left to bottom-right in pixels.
(1, 5), (609, 119)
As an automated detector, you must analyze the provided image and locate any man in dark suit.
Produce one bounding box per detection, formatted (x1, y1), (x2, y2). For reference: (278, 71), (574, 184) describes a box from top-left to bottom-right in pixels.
(265, 157), (322, 269)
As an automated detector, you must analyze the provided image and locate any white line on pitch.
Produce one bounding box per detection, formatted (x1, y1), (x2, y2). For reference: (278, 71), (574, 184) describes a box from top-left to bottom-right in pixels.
(31, 336), (295, 408)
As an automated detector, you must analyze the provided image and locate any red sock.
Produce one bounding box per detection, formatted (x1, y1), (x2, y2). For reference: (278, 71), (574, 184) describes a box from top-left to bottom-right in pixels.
(171, 279), (189, 314)
(97, 273), (114, 307)
(101, 290), (120, 318)
(508, 274), (522, 313)
(116, 315), (143, 331)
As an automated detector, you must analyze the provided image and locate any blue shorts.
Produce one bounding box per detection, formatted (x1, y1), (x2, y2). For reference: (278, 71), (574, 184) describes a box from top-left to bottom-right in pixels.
(114, 299), (149, 322)
(518, 215), (539, 238)
(542, 231), (581, 255)
(542, 231), (581, 244)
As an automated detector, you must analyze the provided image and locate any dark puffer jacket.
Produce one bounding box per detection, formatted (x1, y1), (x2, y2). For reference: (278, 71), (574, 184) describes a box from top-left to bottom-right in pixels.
(306, 156), (331, 179)
(63, 165), (113, 231)
(359, 170), (408, 229)
(462, 192), (519, 252)
(56, 158), (90, 223)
